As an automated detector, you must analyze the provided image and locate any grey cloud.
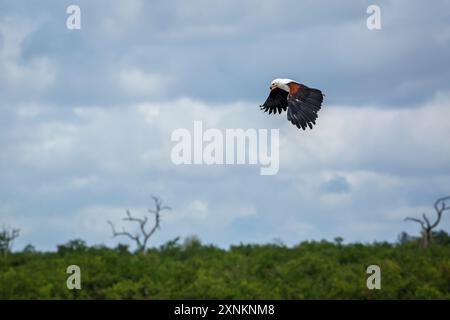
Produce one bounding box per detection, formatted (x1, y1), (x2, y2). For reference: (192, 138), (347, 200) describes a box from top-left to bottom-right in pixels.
(1, 94), (450, 250)
(1, 1), (450, 250)
(321, 175), (351, 194)
(2, 1), (450, 107)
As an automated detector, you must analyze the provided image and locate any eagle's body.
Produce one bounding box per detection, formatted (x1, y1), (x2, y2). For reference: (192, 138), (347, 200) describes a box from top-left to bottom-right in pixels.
(260, 78), (324, 130)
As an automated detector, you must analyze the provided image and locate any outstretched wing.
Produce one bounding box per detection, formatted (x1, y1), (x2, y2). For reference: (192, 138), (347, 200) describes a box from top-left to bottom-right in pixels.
(287, 83), (323, 130)
(260, 87), (288, 114)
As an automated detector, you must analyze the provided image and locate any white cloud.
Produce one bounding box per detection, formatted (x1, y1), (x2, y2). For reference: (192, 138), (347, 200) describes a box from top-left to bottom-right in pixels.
(117, 68), (172, 97)
(99, 0), (144, 38)
(73, 205), (137, 243)
(280, 93), (450, 176)
(68, 175), (99, 189)
(167, 199), (209, 222)
(1, 1), (450, 251)
(2, 89), (450, 249)
(0, 18), (55, 93)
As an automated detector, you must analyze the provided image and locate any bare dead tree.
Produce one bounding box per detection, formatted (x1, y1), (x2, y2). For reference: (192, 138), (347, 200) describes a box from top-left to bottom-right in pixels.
(0, 225), (20, 256)
(108, 195), (171, 254)
(405, 195), (450, 248)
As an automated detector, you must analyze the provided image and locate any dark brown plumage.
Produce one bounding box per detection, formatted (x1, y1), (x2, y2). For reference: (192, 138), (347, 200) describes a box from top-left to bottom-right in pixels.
(260, 80), (324, 130)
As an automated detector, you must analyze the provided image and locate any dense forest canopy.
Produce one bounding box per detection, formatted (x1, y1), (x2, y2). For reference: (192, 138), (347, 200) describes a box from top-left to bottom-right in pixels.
(1, 232), (449, 299)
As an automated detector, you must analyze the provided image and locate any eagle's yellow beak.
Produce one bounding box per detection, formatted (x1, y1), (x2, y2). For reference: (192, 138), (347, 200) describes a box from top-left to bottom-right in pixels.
(270, 83), (277, 90)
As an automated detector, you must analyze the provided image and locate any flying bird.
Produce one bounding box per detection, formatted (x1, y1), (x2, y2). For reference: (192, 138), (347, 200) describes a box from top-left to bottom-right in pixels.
(260, 78), (324, 130)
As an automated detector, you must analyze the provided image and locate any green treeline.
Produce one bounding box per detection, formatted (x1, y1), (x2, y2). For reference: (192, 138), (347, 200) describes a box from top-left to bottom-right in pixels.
(1, 232), (449, 299)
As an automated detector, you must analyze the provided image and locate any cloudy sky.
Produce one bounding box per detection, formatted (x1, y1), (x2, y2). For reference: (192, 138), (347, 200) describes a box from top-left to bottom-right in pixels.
(1, 0), (450, 251)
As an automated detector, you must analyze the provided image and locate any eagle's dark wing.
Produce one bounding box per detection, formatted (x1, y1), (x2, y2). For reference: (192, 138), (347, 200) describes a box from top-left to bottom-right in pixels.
(260, 87), (288, 114)
(287, 84), (323, 130)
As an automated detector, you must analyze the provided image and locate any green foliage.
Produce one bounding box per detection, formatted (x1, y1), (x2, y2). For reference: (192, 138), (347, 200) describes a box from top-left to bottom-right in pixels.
(1, 233), (449, 299)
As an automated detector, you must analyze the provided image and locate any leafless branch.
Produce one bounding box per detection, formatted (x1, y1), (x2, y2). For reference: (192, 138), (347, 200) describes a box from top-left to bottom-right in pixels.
(430, 196), (450, 229)
(108, 196), (171, 253)
(108, 220), (140, 244)
(422, 213), (431, 229)
(404, 217), (425, 229)
(0, 225), (20, 255)
(405, 195), (450, 248)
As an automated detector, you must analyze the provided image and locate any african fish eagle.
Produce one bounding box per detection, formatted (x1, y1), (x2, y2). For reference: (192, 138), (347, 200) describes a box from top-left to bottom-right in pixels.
(260, 78), (324, 130)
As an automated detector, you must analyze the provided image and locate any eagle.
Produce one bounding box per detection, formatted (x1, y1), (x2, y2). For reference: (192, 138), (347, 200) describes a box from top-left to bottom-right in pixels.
(260, 78), (324, 130)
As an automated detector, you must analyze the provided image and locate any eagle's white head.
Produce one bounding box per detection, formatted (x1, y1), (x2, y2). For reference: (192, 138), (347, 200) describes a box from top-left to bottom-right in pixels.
(270, 78), (294, 92)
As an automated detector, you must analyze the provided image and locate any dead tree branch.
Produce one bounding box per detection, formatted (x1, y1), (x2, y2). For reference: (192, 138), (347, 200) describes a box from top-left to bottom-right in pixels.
(108, 195), (171, 253)
(0, 226), (20, 256)
(405, 195), (450, 248)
